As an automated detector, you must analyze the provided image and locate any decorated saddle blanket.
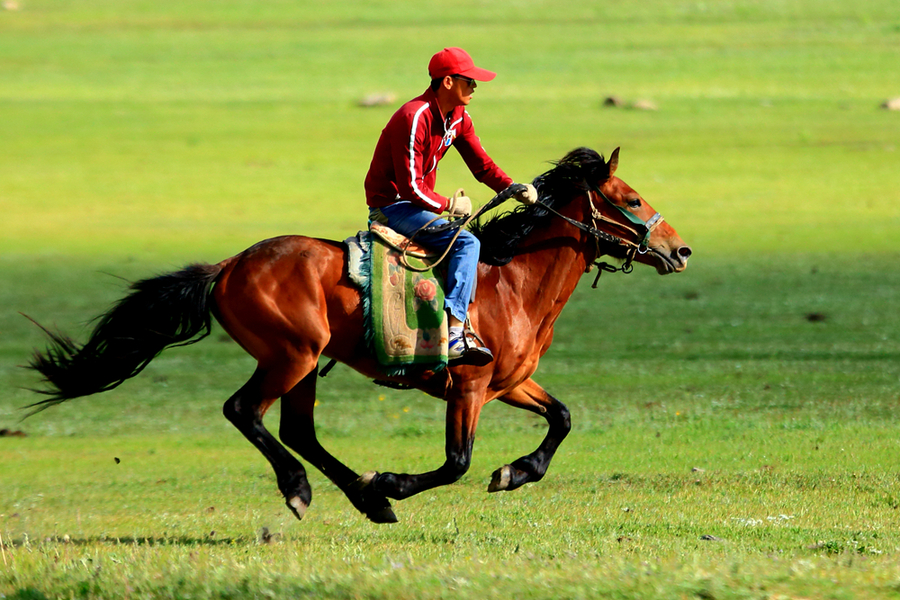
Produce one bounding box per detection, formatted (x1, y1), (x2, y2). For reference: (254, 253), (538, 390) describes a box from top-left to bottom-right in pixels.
(345, 228), (449, 374)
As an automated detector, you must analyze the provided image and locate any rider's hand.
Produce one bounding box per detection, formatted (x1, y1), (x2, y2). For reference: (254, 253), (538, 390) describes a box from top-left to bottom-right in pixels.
(513, 183), (538, 205)
(447, 192), (472, 217)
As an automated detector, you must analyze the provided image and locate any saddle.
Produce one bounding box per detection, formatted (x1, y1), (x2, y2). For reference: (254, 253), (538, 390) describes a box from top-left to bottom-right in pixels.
(345, 225), (449, 375)
(368, 222), (438, 260)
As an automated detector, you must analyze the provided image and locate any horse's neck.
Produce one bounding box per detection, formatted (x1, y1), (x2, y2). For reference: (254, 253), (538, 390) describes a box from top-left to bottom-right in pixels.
(494, 210), (592, 326)
(515, 241), (586, 304)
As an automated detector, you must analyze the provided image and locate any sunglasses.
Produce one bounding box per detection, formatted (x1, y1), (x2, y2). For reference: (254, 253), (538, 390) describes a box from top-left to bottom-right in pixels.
(451, 75), (477, 88)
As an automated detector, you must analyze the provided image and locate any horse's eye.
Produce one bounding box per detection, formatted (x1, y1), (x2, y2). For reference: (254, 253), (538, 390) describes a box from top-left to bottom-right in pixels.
(627, 199), (642, 208)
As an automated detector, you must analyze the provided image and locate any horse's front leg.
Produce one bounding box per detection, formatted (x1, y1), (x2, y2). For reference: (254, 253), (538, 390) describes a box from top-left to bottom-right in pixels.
(359, 387), (485, 501)
(488, 378), (571, 492)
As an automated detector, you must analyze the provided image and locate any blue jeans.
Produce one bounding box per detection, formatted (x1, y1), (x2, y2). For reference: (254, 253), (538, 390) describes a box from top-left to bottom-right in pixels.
(371, 202), (480, 323)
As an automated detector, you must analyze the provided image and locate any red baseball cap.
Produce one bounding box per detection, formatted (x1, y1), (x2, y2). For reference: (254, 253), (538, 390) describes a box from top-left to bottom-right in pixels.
(428, 47), (496, 82)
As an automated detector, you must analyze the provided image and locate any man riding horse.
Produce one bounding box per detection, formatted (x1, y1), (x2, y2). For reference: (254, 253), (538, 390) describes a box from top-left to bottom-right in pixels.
(364, 47), (537, 366)
(25, 47), (691, 524)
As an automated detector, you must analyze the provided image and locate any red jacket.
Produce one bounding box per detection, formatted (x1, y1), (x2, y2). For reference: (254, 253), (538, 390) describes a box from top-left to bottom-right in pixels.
(365, 87), (513, 213)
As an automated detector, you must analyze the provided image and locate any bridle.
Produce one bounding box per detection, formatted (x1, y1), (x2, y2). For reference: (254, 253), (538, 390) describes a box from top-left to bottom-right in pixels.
(409, 181), (664, 286)
(533, 181), (665, 287)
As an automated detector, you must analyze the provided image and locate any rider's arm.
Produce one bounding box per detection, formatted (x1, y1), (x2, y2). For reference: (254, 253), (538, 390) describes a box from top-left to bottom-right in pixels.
(389, 107), (450, 213)
(453, 112), (514, 194)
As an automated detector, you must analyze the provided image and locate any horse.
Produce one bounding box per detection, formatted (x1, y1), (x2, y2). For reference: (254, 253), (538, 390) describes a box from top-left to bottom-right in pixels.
(27, 147), (691, 524)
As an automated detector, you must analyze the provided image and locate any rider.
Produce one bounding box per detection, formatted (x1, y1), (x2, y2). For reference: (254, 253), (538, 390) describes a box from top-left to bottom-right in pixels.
(365, 47), (537, 366)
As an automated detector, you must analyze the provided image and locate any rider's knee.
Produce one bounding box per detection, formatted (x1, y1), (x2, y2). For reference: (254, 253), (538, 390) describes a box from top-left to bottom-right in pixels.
(457, 230), (481, 251)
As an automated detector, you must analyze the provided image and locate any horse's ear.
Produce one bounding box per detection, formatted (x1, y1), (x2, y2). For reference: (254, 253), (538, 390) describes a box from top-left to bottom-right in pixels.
(607, 147), (620, 178)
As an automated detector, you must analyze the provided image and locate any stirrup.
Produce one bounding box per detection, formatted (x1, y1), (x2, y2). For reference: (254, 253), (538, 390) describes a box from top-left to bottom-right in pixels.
(448, 327), (493, 367)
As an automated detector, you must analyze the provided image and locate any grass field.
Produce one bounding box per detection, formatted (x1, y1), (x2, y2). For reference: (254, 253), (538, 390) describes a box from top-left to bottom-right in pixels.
(2, 0), (900, 598)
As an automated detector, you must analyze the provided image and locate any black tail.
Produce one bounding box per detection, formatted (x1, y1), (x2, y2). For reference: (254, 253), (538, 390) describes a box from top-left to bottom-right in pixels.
(25, 263), (223, 413)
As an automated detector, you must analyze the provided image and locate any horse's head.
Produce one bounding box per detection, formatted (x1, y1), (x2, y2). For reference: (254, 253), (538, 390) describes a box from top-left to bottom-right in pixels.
(592, 148), (691, 275)
(470, 147), (691, 274)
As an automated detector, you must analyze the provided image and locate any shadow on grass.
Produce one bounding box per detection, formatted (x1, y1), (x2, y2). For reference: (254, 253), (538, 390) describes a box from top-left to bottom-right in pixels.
(3, 534), (256, 549)
(7, 590), (52, 600)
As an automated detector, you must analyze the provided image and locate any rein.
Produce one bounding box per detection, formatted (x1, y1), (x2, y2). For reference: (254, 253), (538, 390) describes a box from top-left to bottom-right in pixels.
(395, 180), (664, 289)
(398, 184), (527, 272)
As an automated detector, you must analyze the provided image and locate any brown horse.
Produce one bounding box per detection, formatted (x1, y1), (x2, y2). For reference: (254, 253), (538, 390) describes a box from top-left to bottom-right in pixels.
(28, 147), (690, 524)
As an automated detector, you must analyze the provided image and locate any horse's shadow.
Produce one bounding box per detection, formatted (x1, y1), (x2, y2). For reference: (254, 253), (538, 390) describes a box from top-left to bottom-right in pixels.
(2, 533), (271, 549)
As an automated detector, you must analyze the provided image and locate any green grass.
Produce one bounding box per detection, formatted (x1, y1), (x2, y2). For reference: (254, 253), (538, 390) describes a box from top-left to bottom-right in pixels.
(3, 0), (900, 598)
(3, 430), (900, 599)
(4, 254), (899, 598)
(3, 0), (898, 257)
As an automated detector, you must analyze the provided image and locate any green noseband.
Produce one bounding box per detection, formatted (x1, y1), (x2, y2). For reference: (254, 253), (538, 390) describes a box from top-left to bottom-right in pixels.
(588, 182), (662, 252)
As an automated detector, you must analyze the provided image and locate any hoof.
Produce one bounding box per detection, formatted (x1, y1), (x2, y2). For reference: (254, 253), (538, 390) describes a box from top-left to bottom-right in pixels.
(366, 506), (399, 524)
(348, 471), (398, 523)
(286, 496), (308, 520)
(488, 464), (512, 492)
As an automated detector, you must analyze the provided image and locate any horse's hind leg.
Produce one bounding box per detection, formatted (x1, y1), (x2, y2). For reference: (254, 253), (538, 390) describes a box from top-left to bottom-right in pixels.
(278, 368), (398, 524)
(223, 367), (313, 520)
(488, 378), (571, 492)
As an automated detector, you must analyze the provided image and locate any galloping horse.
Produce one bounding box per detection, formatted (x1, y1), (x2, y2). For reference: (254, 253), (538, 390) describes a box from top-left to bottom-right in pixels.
(28, 147), (691, 524)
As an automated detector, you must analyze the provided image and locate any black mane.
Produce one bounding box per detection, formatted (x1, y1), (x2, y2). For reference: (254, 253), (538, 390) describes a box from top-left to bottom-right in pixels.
(470, 147), (612, 266)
